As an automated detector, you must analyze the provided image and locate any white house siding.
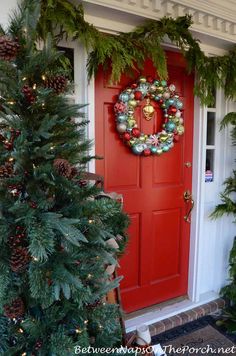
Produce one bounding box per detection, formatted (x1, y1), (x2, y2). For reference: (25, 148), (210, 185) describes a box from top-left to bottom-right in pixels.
(1, 0), (236, 329)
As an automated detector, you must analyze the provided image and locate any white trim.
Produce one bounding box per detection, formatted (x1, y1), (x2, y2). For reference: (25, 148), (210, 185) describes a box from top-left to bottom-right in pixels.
(82, 0), (236, 48)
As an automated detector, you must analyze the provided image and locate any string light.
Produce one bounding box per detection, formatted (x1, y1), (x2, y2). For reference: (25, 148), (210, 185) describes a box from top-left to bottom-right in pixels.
(33, 84), (37, 90)
(50, 146), (55, 150)
(22, 353), (27, 356)
(32, 256), (39, 262)
(22, 77), (27, 81)
(7, 101), (15, 105)
(87, 274), (92, 279)
(18, 328), (24, 333)
(8, 157), (14, 162)
(84, 320), (88, 325)
(75, 328), (83, 334)
(99, 324), (103, 329)
(42, 75), (46, 81)
(88, 219), (94, 224)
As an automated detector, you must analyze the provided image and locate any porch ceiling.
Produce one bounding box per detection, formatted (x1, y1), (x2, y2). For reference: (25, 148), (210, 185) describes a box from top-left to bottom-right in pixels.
(82, 0), (236, 51)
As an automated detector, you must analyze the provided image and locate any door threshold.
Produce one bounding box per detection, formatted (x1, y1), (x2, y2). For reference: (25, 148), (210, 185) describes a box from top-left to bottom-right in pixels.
(124, 291), (222, 333)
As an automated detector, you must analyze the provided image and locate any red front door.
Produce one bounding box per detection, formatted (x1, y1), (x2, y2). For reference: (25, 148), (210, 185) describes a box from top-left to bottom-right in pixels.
(95, 52), (194, 313)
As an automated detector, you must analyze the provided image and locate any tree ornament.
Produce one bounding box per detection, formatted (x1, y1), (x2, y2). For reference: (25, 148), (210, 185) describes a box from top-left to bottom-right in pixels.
(44, 75), (68, 94)
(29, 201), (37, 209)
(34, 340), (43, 351)
(132, 128), (141, 138)
(114, 76), (184, 155)
(114, 102), (127, 114)
(10, 247), (30, 273)
(0, 36), (19, 61)
(134, 91), (143, 100)
(123, 132), (131, 141)
(3, 298), (25, 319)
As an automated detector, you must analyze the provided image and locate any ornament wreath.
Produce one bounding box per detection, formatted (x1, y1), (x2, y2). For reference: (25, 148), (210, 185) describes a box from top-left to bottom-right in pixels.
(114, 76), (184, 156)
(37, 0), (236, 107)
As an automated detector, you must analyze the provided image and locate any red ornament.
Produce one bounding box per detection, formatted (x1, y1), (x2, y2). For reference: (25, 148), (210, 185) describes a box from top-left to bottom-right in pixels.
(114, 102), (127, 114)
(143, 148), (151, 156)
(29, 201), (37, 209)
(123, 132), (131, 141)
(134, 91), (142, 100)
(132, 128), (141, 138)
(147, 76), (153, 83)
(159, 99), (163, 104)
(168, 106), (177, 114)
(15, 130), (21, 137)
(4, 142), (13, 150)
(131, 83), (137, 89)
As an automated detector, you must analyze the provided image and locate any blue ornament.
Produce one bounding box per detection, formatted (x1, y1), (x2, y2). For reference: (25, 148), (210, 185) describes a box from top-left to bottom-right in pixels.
(132, 145), (143, 155)
(151, 146), (158, 154)
(154, 95), (160, 101)
(165, 121), (176, 132)
(162, 145), (170, 152)
(166, 98), (175, 107)
(161, 80), (167, 86)
(119, 92), (129, 102)
(176, 100), (183, 109)
(117, 114), (127, 123)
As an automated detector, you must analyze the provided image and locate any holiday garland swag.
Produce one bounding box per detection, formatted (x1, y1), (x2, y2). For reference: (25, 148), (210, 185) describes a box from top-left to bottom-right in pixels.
(114, 76), (184, 156)
(36, 0), (236, 107)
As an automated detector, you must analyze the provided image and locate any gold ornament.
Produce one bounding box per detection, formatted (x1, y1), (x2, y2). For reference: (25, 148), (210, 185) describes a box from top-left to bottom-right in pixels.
(127, 119), (136, 128)
(128, 99), (137, 108)
(139, 77), (146, 83)
(143, 98), (155, 121)
(160, 133), (168, 142)
(177, 125), (185, 135)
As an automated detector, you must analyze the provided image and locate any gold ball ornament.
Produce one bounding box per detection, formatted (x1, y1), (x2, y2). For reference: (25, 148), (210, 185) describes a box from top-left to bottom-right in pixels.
(157, 149), (163, 155)
(128, 99), (137, 108)
(157, 86), (163, 92)
(126, 88), (132, 94)
(127, 119), (136, 128)
(139, 76), (147, 83)
(177, 125), (185, 135)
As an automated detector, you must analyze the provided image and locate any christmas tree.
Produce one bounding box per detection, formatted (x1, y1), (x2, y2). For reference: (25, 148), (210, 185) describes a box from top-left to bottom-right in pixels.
(212, 112), (236, 331)
(0, 1), (128, 354)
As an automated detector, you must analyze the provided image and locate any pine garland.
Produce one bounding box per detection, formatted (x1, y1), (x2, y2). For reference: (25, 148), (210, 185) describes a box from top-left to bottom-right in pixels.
(36, 0), (236, 106)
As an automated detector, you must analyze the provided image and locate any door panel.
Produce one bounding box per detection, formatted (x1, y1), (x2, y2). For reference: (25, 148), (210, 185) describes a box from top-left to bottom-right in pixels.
(95, 52), (194, 313)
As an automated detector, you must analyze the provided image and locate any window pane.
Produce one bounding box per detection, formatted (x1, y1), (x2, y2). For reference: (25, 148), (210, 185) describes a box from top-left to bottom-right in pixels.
(205, 149), (214, 182)
(57, 46), (74, 81)
(206, 112), (215, 145)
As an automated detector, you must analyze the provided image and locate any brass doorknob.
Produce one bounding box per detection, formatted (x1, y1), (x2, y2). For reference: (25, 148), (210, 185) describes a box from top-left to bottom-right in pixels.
(183, 190), (194, 223)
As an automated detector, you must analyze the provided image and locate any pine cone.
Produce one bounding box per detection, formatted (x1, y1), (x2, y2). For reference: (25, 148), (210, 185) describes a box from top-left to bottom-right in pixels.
(3, 298), (25, 319)
(0, 36), (19, 61)
(44, 75), (67, 94)
(0, 163), (14, 178)
(10, 247), (30, 272)
(22, 85), (36, 104)
(86, 300), (101, 310)
(8, 232), (26, 248)
(53, 159), (72, 178)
